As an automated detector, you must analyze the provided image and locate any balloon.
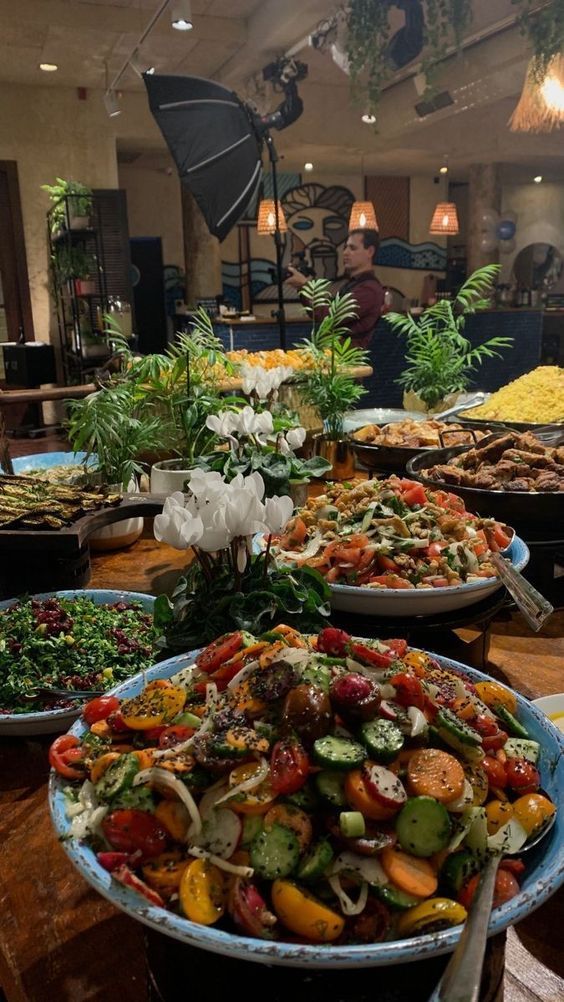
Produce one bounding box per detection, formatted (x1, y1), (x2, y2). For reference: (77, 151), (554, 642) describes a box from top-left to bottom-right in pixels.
(479, 208), (499, 232)
(500, 237), (516, 254)
(497, 220), (516, 240)
(479, 234), (498, 253)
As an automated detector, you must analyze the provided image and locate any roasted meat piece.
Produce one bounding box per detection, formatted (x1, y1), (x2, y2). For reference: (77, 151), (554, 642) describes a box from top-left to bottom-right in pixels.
(534, 472), (563, 492)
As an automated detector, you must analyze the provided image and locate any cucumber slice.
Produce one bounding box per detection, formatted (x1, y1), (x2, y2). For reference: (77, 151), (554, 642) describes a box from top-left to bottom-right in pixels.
(284, 781), (320, 812)
(250, 824), (300, 880)
(440, 849), (479, 895)
(240, 814), (263, 849)
(464, 807), (488, 859)
(301, 663), (331, 693)
(436, 707), (482, 747)
(494, 705), (530, 739)
(396, 796), (451, 857)
(173, 710), (202, 728)
(504, 738), (540, 764)
(94, 753), (139, 801)
(296, 839), (334, 882)
(313, 735), (366, 770)
(339, 812), (366, 838)
(359, 718), (404, 763)
(315, 770), (347, 807)
(375, 885), (421, 911)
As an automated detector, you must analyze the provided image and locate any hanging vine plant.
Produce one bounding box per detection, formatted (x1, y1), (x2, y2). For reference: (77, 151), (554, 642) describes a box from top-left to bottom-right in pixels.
(345, 0), (393, 117)
(512, 0), (564, 82)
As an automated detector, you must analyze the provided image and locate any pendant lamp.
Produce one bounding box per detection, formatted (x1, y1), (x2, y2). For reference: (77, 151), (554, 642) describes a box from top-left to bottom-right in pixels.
(349, 200), (379, 230)
(257, 199), (288, 235)
(429, 202), (459, 236)
(509, 54), (564, 133)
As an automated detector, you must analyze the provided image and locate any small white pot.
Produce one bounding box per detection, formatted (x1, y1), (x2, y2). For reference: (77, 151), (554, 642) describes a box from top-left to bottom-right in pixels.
(69, 214), (91, 230)
(150, 459), (193, 494)
(89, 478), (144, 552)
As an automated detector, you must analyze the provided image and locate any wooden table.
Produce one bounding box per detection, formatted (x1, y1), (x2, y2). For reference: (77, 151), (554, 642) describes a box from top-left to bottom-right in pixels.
(1, 528), (562, 1002)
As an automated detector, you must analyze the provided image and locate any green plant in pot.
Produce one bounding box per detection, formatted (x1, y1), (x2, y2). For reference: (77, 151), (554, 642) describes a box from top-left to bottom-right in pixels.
(42, 178), (93, 233)
(385, 265), (513, 412)
(53, 246), (98, 294)
(298, 279), (369, 478)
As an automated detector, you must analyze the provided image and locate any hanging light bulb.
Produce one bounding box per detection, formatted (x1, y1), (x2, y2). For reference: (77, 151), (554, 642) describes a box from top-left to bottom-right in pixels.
(257, 199), (288, 235)
(509, 55), (564, 132)
(171, 0), (193, 31)
(349, 201), (378, 230)
(429, 202), (459, 235)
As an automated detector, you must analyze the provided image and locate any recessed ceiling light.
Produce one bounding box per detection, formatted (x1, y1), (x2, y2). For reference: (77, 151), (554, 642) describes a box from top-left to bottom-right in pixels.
(533, 175), (543, 183)
(39, 63), (58, 72)
(439, 164), (448, 174)
(304, 162), (314, 171)
(171, 0), (193, 30)
(361, 113), (376, 124)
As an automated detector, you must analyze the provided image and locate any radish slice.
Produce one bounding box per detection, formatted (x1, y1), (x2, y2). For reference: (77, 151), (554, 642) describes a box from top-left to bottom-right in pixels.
(445, 779), (474, 813)
(407, 706), (428, 737)
(379, 700), (398, 721)
(363, 764), (407, 810)
(196, 807), (242, 859)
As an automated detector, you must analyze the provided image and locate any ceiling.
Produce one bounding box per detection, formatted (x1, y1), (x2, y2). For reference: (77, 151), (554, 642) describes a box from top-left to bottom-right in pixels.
(0, 0), (561, 179)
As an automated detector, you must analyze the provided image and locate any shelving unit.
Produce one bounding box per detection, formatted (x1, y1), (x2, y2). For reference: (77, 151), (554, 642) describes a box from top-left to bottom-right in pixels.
(48, 194), (110, 384)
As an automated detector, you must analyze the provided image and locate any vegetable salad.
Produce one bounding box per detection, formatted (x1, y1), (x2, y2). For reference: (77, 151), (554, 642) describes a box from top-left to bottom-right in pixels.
(272, 477), (513, 590)
(0, 596), (158, 714)
(52, 626), (554, 946)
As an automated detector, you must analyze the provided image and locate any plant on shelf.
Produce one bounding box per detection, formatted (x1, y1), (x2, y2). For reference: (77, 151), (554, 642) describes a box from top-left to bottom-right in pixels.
(298, 279), (369, 441)
(42, 178), (93, 233)
(53, 246), (97, 284)
(152, 470), (329, 650)
(66, 382), (163, 489)
(192, 405), (331, 498)
(385, 264), (513, 410)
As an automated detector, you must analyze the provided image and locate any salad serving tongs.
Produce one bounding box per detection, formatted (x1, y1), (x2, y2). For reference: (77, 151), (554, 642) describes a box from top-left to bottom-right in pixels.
(24, 686), (108, 701)
(427, 804), (557, 1002)
(490, 551), (553, 633)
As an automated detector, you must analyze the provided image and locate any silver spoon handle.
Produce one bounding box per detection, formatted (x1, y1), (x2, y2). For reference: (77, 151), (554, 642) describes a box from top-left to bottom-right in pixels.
(427, 853), (499, 1002)
(491, 552), (553, 633)
(433, 393), (487, 421)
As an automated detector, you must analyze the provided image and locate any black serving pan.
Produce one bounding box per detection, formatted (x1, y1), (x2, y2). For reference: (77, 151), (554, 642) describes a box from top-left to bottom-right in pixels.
(455, 414), (564, 433)
(349, 424), (491, 475)
(406, 443), (563, 534)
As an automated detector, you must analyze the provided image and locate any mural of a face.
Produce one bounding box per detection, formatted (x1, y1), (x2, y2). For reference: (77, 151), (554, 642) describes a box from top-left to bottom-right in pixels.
(282, 184), (355, 280)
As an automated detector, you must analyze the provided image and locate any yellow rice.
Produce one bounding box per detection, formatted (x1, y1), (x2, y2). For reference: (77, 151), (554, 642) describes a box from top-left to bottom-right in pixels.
(461, 366), (564, 424)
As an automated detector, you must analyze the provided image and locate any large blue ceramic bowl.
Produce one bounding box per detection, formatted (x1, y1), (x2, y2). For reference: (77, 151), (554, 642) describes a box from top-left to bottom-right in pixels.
(49, 649), (564, 969)
(0, 590), (155, 736)
(4, 451), (97, 478)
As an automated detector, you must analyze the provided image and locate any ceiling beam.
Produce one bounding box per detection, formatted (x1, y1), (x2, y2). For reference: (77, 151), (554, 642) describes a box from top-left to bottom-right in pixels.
(0, 0), (247, 45)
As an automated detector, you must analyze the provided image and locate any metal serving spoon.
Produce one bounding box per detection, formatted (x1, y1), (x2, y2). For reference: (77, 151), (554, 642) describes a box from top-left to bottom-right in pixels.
(23, 686), (107, 701)
(433, 394), (488, 421)
(427, 803), (557, 1002)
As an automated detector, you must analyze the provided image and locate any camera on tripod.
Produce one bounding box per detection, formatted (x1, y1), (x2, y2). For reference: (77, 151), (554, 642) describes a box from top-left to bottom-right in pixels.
(281, 251), (316, 282)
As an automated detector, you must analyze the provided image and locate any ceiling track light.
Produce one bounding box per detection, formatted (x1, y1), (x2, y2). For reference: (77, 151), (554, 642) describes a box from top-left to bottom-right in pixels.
(533, 175), (543, 183)
(39, 62), (58, 72)
(130, 51), (155, 78)
(171, 0), (193, 31)
(104, 91), (121, 117)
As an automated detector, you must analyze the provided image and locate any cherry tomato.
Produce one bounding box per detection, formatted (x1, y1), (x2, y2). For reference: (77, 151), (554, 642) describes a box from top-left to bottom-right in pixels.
(473, 714), (498, 736)
(383, 638), (408, 658)
(349, 642), (394, 669)
(377, 555), (400, 573)
(425, 541), (444, 560)
(83, 695), (120, 726)
(97, 851), (131, 872)
(102, 809), (170, 862)
(317, 627), (351, 656)
(390, 672), (425, 709)
(505, 757), (540, 795)
(459, 869), (520, 910)
(49, 735), (86, 780)
(144, 725), (168, 742)
(158, 725), (195, 749)
(498, 858), (525, 876)
(270, 739), (309, 795)
(196, 632), (244, 674)
(482, 731), (508, 752)
(401, 483), (427, 507)
(344, 897), (391, 944)
(107, 710), (131, 734)
(228, 879), (277, 939)
(482, 755), (508, 789)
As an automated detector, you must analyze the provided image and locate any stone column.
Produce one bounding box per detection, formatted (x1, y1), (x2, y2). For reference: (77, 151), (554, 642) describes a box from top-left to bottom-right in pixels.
(181, 187), (222, 303)
(467, 163), (502, 273)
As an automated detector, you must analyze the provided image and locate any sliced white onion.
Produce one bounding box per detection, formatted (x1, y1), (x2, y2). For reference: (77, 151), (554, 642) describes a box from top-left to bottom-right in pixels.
(487, 818), (529, 854)
(328, 874), (369, 916)
(66, 800), (87, 818)
(187, 845), (254, 878)
(330, 851), (387, 887)
(170, 664), (198, 690)
(380, 683), (397, 700)
(407, 706), (428, 737)
(79, 779), (98, 810)
(446, 779), (475, 813)
(214, 756), (269, 806)
(134, 767), (201, 839)
(271, 646), (311, 665)
(226, 659), (259, 690)
(152, 735), (196, 761)
(198, 777), (230, 818)
(206, 682), (218, 707)
(71, 805), (108, 839)
(277, 531), (323, 562)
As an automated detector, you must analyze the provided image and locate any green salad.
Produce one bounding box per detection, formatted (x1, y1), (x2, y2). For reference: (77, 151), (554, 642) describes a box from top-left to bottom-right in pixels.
(0, 596), (158, 714)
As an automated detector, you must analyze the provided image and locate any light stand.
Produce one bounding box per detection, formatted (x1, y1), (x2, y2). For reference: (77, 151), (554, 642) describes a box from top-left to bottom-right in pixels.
(264, 133), (287, 350)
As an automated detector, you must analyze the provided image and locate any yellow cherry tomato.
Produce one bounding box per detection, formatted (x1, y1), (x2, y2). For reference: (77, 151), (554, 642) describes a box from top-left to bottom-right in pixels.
(397, 898), (468, 937)
(401, 651), (430, 677)
(179, 858), (226, 925)
(142, 852), (188, 897)
(464, 763), (489, 806)
(155, 800), (191, 842)
(89, 752), (121, 785)
(485, 800), (514, 835)
(227, 762), (276, 815)
(511, 793), (555, 837)
(120, 685), (186, 730)
(271, 879), (344, 942)
(474, 681), (517, 716)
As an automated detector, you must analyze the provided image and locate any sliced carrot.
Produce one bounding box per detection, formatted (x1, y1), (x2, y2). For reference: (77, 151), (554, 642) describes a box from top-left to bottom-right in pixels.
(132, 749), (155, 771)
(90, 719), (113, 739)
(344, 770), (398, 821)
(231, 680), (266, 717)
(407, 748), (465, 804)
(259, 642), (285, 668)
(89, 752), (120, 784)
(264, 804), (313, 853)
(451, 696), (476, 721)
(226, 642), (270, 666)
(381, 847), (438, 899)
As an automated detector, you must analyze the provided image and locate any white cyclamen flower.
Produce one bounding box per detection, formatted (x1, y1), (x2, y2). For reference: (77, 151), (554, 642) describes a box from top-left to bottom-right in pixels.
(263, 494), (294, 535)
(205, 411), (238, 439)
(277, 435), (291, 455)
(230, 471), (266, 501)
(253, 410), (275, 443)
(187, 469), (229, 501)
(223, 488), (265, 538)
(154, 495), (204, 550)
(236, 405), (259, 437)
(196, 508), (232, 552)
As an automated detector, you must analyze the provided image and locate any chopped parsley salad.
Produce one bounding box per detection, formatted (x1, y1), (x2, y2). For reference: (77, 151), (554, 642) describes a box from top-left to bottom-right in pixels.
(51, 625), (554, 946)
(0, 596), (158, 714)
(271, 477), (513, 590)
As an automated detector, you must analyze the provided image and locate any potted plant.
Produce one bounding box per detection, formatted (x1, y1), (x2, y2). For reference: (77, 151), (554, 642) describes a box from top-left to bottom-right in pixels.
(298, 280), (369, 479)
(42, 178), (93, 233)
(152, 470), (330, 650)
(385, 264), (513, 412)
(66, 383), (163, 550)
(53, 246), (98, 296)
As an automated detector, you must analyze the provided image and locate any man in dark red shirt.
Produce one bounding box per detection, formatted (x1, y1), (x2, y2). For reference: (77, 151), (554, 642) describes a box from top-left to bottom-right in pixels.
(286, 228), (385, 348)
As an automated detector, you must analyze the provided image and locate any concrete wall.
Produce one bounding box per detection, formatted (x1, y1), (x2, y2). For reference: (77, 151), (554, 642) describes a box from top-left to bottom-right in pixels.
(0, 82), (118, 343)
(500, 182), (564, 290)
(118, 162), (184, 269)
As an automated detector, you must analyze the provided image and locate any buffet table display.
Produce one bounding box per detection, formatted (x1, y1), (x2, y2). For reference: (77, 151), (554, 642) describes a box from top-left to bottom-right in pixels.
(459, 367), (564, 426)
